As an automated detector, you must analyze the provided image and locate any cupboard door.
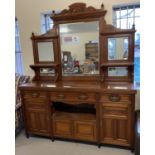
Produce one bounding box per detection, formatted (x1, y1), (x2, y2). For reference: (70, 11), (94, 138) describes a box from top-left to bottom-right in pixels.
(25, 108), (50, 136)
(53, 120), (73, 138)
(101, 104), (131, 147)
(74, 121), (97, 142)
(101, 117), (130, 146)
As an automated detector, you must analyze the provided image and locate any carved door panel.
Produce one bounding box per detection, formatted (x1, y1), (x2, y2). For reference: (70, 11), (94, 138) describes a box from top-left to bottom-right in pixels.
(101, 104), (131, 146)
(53, 119), (73, 138)
(74, 121), (97, 142)
(101, 117), (130, 146)
(26, 108), (50, 136)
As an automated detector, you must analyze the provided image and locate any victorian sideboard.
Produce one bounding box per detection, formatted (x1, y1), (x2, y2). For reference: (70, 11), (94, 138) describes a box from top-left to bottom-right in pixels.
(20, 2), (137, 151)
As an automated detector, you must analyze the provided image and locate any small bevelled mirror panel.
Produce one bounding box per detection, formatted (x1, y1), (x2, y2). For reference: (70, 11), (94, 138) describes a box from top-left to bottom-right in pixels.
(108, 37), (128, 60)
(108, 67), (128, 76)
(40, 68), (55, 76)
(38, 42), (54, 62)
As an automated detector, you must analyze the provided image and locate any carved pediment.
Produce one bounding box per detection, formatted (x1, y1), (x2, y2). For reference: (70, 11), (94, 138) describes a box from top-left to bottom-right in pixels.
(60, 3), (98, 14)
(51, 2), (107, 23)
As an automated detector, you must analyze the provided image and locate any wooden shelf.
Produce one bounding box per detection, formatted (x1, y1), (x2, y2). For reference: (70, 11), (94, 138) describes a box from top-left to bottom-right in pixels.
(101, 62), (134, 67)
(53, 111), (96, 121)
(30, 63), (59, 69)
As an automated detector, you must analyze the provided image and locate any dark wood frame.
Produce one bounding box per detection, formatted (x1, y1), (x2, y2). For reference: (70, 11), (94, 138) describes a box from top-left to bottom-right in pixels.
(30, 29), (62, 82)
(31, 32), (60, 64)
(100, 24), (135, 82)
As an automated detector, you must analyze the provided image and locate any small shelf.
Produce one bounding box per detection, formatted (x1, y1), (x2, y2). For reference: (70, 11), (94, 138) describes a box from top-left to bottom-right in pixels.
(53, 102), (96, 114)
(101, 62), (134, 67)
(30, 63), (59, 69)
(53, 111), (96, 121)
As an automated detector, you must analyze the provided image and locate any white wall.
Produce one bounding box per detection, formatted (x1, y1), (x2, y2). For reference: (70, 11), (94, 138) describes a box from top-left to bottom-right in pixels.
(15, 0), (140, 109)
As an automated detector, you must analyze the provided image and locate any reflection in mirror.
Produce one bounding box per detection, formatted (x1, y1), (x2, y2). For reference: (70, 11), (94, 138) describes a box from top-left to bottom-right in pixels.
(38, 42), (54, 62)
(108, 37), (128, 60)
(60, 21), (99, 76)
(40, 68), (55, 76)
(108, 67), (128, 76)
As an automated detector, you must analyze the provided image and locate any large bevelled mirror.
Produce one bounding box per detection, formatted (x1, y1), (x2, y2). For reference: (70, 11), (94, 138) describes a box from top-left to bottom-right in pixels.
(59, 21), (99, 76)
(37, 41), (54, 62)
(108, 37), (129, 60)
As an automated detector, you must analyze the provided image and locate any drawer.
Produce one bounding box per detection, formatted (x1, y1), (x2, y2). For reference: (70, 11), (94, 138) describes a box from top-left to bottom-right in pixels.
(101, 94), (131, 103)
(74, 121), (96, 141)
(23, 91), (48, 108)
(53, 119), (73, 138)
(23, 91), (47, 101)
(50, 92), (96, 103)
(102, 106), (128, 117)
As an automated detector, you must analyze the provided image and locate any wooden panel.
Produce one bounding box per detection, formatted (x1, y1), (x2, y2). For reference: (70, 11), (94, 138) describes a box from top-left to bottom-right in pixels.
(25, 108), (50, 136)
(53, 119), (73, 138)
(101, 116), (130, 146)
(101, 118), (115, 141)
(50, 92), (96, 103)
(117, 119), (128, 141)
(74, 121), (97, 141)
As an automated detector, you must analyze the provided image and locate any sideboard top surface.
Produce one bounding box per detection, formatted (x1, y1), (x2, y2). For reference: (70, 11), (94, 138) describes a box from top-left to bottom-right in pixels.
(20, 81), (137, 94)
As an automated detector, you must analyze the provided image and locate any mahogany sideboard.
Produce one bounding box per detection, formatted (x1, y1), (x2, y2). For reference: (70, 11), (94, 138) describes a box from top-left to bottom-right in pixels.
(20, 81), (136, 150)
(20, 2), (137, 151)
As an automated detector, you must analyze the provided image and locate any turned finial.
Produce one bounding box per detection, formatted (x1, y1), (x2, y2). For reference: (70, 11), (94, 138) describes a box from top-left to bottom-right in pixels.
(101, 3), (104, 9)
(52, 10), (55, 15)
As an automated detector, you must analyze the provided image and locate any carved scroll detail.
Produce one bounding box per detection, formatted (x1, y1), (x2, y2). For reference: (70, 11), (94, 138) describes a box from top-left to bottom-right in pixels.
(53, 2), (106, 16)
(59, 3), (100, 15)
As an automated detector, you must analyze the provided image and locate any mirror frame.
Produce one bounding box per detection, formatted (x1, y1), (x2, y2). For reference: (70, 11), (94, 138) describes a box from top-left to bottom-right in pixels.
(59, 21), (100, 76)
(100, 24), (135, 82)
(51, 2), (107, 81)
(31, 32), (59, 64)
(107, 36), (129, 61)
(103, 33), (133, 63)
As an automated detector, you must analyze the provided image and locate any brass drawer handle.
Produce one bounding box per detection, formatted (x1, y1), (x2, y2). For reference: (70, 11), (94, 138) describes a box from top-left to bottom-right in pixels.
(109, 95), (120, 102)
(57, 94), (65, 99)
(78, 95), (88, 100)
(32, 92), (38, 98)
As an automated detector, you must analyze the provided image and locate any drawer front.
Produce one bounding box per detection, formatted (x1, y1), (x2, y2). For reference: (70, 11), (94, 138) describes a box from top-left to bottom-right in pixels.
(53, 119), (73, 138)
(23, 91), (48, 108)
(101, 94), (131, 103)
(50, 92), (96, 103)
(23, 91), (47, 100)
(74, 121), (96, 141)
(102, 105), (128, 117)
